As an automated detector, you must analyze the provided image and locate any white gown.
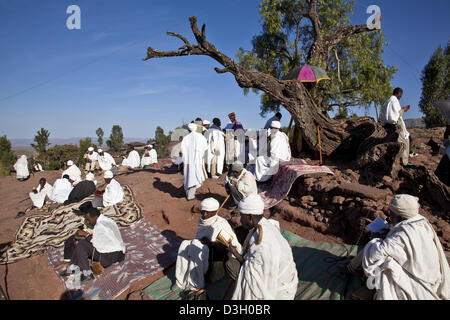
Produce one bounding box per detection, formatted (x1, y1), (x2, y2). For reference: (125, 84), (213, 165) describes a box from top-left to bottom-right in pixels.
(121, 150), (140, 168)
(181, 131), (208, 191)
(62, 165), (82, 184)
(102, 178), (124, 207)
(29, 182), (53, 208)
(141, 149), (158, 167)
(14, 155), (29, 179)
(205, 127), (225, 176)
(50, 178), (73, 204)
(97, 152), (116, 171)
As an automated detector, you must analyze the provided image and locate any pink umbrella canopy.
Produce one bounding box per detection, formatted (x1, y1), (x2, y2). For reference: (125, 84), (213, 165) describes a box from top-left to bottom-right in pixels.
(283, 65), (330, 83)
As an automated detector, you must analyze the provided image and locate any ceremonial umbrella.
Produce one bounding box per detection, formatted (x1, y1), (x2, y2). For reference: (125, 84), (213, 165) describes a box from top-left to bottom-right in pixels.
(283, 65), (330, 83)
(435, 100), (450, 124)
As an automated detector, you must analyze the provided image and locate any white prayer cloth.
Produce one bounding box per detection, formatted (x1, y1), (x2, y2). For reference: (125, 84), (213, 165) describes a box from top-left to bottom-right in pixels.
(121, 150), (140, 168)
(97, 152), (116, 171)
(362, 214), (450, 300)
(29, 182), (53, 208)
(62, 164), (82, 184)
(255, 130), (291, 182)
(231, 169), (257, 197)
(141, 149), (158, 167)
(50, 178), (73, 204)
(91, 214), (126, 254)
(175, 239), (209, 290)
(181, 130), (208, 191)
(102, 178), (124, 207)
(205, 127), (225, 175)
(381, 95), (409, 139)
(232, 218), (298, 300)
(14, 155), (29, 179)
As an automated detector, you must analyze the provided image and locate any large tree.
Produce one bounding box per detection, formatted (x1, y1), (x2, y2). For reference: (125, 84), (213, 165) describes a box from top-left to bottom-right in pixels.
(0, 135), (16, 176)
(96, 127), (104, 147)
(31, 128), (50, 155)
(106, 125), (124, 152)
(418, 43), (449, 128)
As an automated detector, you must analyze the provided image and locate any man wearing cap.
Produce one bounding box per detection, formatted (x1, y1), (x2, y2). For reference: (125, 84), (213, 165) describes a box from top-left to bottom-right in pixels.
(174, 198), (242, 291)
(63, 173), (97, 205)
(345, 194), (450, 300)
(121, 146), (140, 169)
(254, 120), (291, 182)
(204, 118), (225, 179)
(181, 123), (208, 201)
(83, 147), (99, 173)
(50, 174), (74, 204)
(62, 160), (82, 185)
(97, 149), (116, 171)
(224, 112), (244, 131)
(224, 161), (257, 208)
(226, 194), (298, 300)
(92, 170), (124, 208)
(141, 145), (158, 168)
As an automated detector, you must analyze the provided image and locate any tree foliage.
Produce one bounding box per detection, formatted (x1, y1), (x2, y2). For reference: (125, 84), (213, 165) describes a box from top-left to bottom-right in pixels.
(96, 127), (104, 147)
(106, 125), (124, 152)
(154, 126), (171, 158)
(0, 135), (16, 176)
(419, 43), (449, 128)
(31, 128), (51, 155)
(236, 0), (396, 116)
(46, 144), (80, 170)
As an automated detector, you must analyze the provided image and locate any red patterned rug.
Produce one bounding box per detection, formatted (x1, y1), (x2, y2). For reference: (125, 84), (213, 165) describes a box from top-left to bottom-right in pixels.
(259, 159), (334, 209)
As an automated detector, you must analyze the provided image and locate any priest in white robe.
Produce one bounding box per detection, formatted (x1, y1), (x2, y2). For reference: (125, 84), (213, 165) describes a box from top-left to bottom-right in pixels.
(50, 175), (74, 204)
(83, 147), (99, 172)
(347, 194), (450, 300)
(174, 198), (242, 291)
(225, 161), (257, 208)
(205, 118), (225, 179)
(62, 160), (82, 185)
(227, 194), (298, 300)
(97, 149), (116, 171)
(32, 160), (43, 172)
(14, 155), (29, 180)
(255, 120), (291, 182)
(141, 145), (158, 167)
(181, 123), (208, 200)
(92, 170), (124, 208)
(121, 147), (140, 169)
(29, 177), (53, 208)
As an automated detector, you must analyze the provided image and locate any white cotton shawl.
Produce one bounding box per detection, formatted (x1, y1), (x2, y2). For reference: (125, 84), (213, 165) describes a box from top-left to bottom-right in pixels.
(102, 178), (124, 207)
(122, 150), (140, 168)
(14, 155), (29, 179)
(29, 182), (53, 208)
(141, 149), (158, 166)
(175, 239), (209, 290)
(50, 178), (73, 203)
(205, 127), (225, 175)
(62, 164), (82, 183)
(91, 214), (126, 254)
(181, 131), (208, 190)
(195, 215), (243, 253)
(98, 152), (116, 171)
(381, 95), (410, 139)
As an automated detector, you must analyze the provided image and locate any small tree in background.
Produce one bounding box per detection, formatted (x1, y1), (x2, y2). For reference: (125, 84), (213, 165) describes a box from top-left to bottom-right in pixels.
(154, 126), (171, 158)
(46, 144), (80, 170)
(79, 137), (96, 167)
(0, 135), (17, 177)
(419, 43), (449, 128)
(96, 127), (104, 147)
(31, 128), (51, 167)
(107, 125), (124, 152)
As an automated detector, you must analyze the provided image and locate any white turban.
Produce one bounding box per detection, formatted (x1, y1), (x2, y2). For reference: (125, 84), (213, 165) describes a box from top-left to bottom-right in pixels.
(88, 147), (94, 152)
(238, 194), (265, 215)
(203, 120), (210, 125)
(86, 173), (95, 181)
(389, 194), (420, 219)
(271, 121), (281, 129)
(147, 144), (153, 148)
(201, 198), (220, 212)
(231, 161), (244, 172)
(98, 149), (103, 153)
(188, 123), (197, 132)
(67, 160), (74, 166)
(104, 170), (113, 179)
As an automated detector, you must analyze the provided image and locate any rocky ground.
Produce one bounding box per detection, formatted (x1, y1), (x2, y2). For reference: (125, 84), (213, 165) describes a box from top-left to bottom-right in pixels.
(0, 127), (448, 300)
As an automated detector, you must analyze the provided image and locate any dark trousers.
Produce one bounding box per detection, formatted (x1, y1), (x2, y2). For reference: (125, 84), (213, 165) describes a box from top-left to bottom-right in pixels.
(64, 235), (124, 271)
(225, 182), (244, 206)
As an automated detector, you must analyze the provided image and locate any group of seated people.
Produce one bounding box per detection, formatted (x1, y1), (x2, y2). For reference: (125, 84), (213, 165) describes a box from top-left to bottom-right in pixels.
(120, 145), (158, 169)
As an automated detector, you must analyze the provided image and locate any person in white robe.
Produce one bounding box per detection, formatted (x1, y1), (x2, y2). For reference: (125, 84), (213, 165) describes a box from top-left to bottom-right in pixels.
(227, 194), (298, 300)
(141, 145), (158, 167)
(14, 155), (29, 180)
(121, 147), (140, 169)
(62, 160), (82, 185)
(181, 123), (208, 200)
(29, 177), (53, 208)
(346, 194), (449, 300)
(97, 149), (116, 171)
(174, 198), (242, 291)
(83, 147), (99, 172)
(50, 175), (74, 204)
(33, 160), (43, 172)
(225, 161), (257, 208)
(205, 118), (225, 179)
(255, 120), (291, 182)
(92, 170), (124, 208)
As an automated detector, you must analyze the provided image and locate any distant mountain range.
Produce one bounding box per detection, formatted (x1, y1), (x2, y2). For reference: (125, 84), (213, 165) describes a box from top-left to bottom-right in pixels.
(10, 137), (148, 147)
(404, 118), (426, 129)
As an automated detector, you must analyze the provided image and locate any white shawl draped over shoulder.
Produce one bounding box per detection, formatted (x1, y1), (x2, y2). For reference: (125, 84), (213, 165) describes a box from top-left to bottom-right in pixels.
(102, 178), (124, 207)
(29, 182), (53, 208)
(363, 215), (450, 300)
(381, 95), (409, 139)
(62, 165), (82, 183)
(121, 150), (140, 168)
(196, 215), (243, 253)
(205, 127), (225, 175)
(14, 156), (29, 179)
(141, 149), (158, 166)
(98, 152), (116, 171)
(175, 239), (209, 290)
(50, 178), (73, 203)
(181, 131), (208, 190)
(92, 214), (126, 253)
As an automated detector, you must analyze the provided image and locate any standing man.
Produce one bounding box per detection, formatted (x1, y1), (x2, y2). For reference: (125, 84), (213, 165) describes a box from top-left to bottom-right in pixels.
(13, 155), (29, 181)
(181, 123), (208, 201)
(205, 118), (226, 179)
(224, 112), (244, 131)
(380, 88), (412, 166)
(264, 112), (282, 129)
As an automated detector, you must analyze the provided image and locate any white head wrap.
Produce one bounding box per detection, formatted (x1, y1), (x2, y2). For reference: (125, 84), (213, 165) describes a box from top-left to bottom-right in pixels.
(389, 194), (420, 219)
(203, 120), (210, 125)
(238, 194), (265, 215)
(67, 160), (74, 166)
(271, 120), (281, 129)
(231, 161), (244, 172)
(201, 198), (220, 212)
(86, 173), (95, 181)
(188, 123), (197, 132)
(147, 144), (153, 148)
(104, 170), (113, 179)
(98, 149), (103, 153)
(88, 147), (94, 152)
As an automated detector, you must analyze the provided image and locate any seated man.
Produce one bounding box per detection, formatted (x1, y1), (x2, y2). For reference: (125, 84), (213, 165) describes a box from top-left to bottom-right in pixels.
(32, 160), (43, 172)
(63, 173), (97, 205)
(59, 207), (126, 283)
(224, 161), (257, 209)
(50, 175), (74, 204)
(173, 198), (242, 292)
(13, 155), (29, 181)
(29, 177), (53, 209)
(62, 160), (82, 185)
(97, 149), (116, 171)
(141, 145), (158, 168)
(83, 147), (99, 173)
(92, 170), (124, 208)
(226, 194), (298, 300)
(254, 120), (291, 182)
(345, 194), (450, 300)
(121, 146), (140, 169)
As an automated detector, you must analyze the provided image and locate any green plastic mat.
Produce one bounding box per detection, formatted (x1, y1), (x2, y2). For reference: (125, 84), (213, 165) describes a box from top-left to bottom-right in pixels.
(142, 231), (364, 300)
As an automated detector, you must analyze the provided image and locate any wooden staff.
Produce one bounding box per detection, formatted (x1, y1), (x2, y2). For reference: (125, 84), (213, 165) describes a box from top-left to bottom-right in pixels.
(317, 125), (323, 165)
(216, 194), (230, 215)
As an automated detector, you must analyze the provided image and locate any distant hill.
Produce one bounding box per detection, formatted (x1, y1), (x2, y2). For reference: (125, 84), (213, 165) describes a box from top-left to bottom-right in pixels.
(10, 137), (148, 147)
(404, 118), (426, 129)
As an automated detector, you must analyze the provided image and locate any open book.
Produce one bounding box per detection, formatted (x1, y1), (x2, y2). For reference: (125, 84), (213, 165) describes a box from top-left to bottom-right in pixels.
(217, 230), (234, 247)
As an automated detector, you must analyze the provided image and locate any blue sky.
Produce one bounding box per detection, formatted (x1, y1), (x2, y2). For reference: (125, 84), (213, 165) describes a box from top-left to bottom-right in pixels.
(0, 0), (449, 140)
